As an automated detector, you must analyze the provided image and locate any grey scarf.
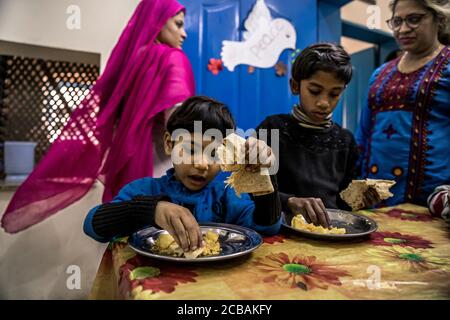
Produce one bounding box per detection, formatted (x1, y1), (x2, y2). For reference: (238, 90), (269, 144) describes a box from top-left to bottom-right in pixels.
(291, 104), (332, 129)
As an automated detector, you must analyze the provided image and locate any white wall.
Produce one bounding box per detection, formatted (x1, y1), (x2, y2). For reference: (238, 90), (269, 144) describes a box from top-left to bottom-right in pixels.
(341, 0), (393, 33)
(0, 185), (107, 299)
(0, 0), (143, 299)
(0, 0), (140, 70)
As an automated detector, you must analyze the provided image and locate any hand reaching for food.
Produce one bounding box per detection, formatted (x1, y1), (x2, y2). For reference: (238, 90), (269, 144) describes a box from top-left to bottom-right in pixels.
(287, 197), (330, 228)
(154, 201), (203, 252)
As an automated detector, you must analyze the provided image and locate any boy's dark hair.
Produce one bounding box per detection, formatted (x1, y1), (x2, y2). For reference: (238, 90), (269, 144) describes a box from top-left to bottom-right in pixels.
(291, 42), (353, 85)
(166, 95), (236, 136)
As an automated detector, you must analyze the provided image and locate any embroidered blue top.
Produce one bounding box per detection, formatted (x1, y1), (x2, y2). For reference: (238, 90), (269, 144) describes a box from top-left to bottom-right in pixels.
(84, 169), (281, 242)
(356, 46), (450, 206)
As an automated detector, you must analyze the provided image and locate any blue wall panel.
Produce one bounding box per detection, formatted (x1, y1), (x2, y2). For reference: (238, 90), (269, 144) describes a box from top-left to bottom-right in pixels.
(181, 0), (350, 129)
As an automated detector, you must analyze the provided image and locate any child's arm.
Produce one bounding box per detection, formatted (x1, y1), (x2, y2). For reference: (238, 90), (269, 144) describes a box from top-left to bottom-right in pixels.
(427, 185), (450, 221)
(250, 175), (282, 228)
(223, 176), (281, 236)
(223, 137), (282, 235)
(84, 178), (202, 251)
(337, 134), (360, 210)
(83, 178), (169, 243)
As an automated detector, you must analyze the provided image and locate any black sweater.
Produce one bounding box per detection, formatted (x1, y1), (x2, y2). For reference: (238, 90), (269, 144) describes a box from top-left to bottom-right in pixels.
(257, 114), (359, 211)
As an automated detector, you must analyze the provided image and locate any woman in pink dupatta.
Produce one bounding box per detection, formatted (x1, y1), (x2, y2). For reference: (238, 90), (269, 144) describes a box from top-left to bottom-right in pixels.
(2, 0), (195, 233)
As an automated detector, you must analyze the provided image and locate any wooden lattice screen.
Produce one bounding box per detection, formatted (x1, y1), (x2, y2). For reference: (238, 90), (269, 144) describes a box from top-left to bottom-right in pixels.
(0, 55), (99, 177)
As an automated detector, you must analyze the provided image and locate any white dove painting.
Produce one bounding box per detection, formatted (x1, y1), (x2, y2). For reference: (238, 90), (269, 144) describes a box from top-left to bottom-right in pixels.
(221, 0), (297, 72)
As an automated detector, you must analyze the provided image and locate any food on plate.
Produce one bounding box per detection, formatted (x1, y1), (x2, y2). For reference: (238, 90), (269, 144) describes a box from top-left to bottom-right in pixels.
(152, 230), (221, 258)
(291, 214), (346, 234)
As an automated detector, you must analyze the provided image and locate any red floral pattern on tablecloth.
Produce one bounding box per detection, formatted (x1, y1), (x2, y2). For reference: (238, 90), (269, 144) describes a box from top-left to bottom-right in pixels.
(253, 252), (349, 291)
(385, 208), (433, 222)
(369, 231), (433, 248)
(263, 234), (286, 244)
(118, 255), (198, 298)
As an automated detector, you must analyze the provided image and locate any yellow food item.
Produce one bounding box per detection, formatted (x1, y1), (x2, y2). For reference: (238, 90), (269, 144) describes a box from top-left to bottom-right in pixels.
(153, 235), (184, 257)
(155, 233), (175, 250)
(202, 231), (221, 256)
(291, 215), (346, 234)
(152, 231), (221, 258)
(205, 230), (219, 242)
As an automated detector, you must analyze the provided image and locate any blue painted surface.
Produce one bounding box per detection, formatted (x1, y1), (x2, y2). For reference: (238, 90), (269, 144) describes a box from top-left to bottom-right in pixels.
(180, 0), (350, 129)
(317, 1), (342, 43)
(342, 20), (394, 44)
(342, 47), (376, 133)
(339, 18), (398, 133)
(320, 0), (352, 6)
(342, 20), (398, 65)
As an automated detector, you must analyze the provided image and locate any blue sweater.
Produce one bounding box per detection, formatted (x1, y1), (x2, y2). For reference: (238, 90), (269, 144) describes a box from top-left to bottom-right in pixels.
(84, 169), (281, 242)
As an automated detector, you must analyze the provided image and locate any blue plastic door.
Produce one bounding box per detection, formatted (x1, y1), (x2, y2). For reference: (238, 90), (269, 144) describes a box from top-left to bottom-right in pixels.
(180, 0), (318, 130)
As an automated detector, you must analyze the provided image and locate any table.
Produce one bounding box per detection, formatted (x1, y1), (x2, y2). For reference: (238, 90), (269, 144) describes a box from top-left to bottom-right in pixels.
(90, 203), (450, 300)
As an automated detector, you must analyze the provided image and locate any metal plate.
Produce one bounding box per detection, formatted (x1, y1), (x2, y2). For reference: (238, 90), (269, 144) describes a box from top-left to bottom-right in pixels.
(282, 209), (378, 241)
(128, 223), (263, 263)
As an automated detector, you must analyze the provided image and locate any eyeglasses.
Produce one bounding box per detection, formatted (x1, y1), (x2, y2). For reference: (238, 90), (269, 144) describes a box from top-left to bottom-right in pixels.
(386, 13), (430, 31)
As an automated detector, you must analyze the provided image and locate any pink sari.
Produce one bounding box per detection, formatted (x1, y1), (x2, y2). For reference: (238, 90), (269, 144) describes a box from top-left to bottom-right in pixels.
(2, 0), (195, 233)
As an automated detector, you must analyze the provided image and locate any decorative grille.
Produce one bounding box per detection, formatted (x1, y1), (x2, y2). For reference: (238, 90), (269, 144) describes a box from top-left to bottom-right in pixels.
(0, 55), (99, 176)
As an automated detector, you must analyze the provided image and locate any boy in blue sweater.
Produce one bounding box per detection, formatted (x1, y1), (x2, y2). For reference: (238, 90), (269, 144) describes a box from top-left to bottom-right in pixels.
(84, 96), (281, 252)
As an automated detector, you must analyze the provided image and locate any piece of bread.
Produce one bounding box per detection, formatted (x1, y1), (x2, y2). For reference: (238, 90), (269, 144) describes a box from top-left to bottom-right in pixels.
(217, 133), (246, 172)
(183, 246), (205, 259)
(218, 133), (274, 197)
(340, 179), (396, 211)
(224, 167), (274, 197)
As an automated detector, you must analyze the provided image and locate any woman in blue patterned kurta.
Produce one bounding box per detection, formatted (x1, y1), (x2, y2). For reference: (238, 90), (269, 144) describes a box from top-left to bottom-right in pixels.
(356, 0), (450, 206)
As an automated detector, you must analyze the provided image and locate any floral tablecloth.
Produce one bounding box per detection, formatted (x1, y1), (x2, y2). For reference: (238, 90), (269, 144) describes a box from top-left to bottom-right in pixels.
(90, 204), (450, 300)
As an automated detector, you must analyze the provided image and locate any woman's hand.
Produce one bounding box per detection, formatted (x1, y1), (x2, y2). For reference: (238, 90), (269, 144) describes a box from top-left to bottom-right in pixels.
(154, 201), (203, 252)
(287, 197), (330, 228)
(244, 137), (275, 172)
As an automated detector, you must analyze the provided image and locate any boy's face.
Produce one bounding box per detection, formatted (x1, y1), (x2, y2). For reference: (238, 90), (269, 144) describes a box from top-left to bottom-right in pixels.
(164, 132), (221, 191)
(291, 70), (346, 123)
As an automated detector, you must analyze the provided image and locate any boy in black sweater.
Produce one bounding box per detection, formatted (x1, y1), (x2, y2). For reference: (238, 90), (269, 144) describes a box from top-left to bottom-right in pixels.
(258, 43), (367, 227)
